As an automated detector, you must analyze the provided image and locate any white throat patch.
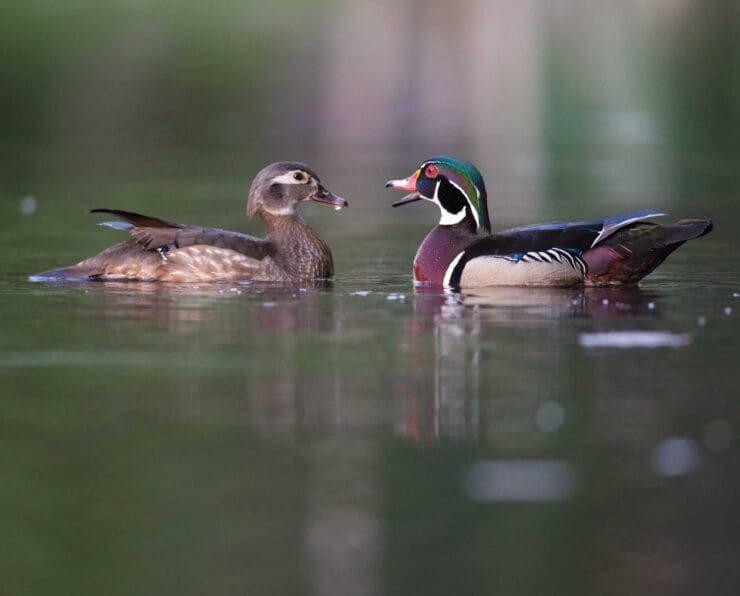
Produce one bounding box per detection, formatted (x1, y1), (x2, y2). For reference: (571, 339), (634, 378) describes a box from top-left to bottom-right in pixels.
(262, 204), (297, 216)
(426, 180), (467, 227)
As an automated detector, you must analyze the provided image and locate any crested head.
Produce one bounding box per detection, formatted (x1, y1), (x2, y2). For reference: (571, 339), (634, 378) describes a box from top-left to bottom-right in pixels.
(386, 156), (491, 233)
(247, 161), (348, 219)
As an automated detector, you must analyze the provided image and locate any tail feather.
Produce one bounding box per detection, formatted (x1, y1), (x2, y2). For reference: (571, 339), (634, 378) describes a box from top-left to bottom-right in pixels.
(29, 265), (97, 281)
(672, 219), (714, 240)
(90, 208), (183, 229)
(584, 219), (713, 285)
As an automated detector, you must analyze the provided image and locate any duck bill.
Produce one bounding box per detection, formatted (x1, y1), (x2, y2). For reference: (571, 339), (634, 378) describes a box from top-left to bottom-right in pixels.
(309, 186), (349, 209)
(386, 170), (422, 207)
(390, 191), (422, 207)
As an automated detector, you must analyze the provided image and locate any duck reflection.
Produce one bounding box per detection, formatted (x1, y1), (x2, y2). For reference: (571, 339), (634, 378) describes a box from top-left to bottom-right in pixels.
(463, 285), (658, 323)
(398, 285), (659, 445)
(89, 280), (351, 431)
(78, 280), (334, 335)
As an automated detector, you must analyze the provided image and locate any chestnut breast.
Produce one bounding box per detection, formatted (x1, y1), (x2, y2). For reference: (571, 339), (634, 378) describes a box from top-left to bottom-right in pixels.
(412, 225), (478, 286)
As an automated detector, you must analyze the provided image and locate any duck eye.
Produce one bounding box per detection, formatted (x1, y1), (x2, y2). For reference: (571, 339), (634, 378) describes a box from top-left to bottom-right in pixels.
(293, 171), (306, 182)
(424, 165), (439, 178)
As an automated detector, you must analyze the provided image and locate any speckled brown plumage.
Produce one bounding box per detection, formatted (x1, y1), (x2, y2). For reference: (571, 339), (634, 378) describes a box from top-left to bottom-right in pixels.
(32, 161), (347, 283)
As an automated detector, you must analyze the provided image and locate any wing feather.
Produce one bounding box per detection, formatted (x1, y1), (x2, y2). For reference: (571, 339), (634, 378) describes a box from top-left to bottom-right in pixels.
(91, 208), (270, 259)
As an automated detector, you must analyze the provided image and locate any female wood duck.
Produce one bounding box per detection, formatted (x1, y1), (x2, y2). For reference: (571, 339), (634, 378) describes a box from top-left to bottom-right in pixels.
(32, 162), (348, 283)
(386, 156), (713, 288)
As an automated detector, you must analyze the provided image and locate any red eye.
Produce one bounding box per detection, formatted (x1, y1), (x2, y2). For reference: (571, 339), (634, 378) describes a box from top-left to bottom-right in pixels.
(424, 164), (438, 178)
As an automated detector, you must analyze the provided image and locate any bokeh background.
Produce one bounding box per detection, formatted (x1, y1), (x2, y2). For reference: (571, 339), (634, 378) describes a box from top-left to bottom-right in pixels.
(1, 1), (738, 595)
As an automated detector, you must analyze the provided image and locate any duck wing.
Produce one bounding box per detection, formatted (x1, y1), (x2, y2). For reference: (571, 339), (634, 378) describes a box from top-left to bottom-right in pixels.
(462, 210), (666, 258)
(91, 208), (270, 259)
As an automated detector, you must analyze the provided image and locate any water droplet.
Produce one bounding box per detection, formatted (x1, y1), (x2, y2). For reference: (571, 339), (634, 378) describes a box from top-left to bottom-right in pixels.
(697, 316), (706, 327)
(535, 401), (565, 433)
(650, 437), (702, 477)
(20, 195), (37, 215)
(647, 302), (655, 310)
(724, 306), (732, 316)
(602, 298), (609, 305)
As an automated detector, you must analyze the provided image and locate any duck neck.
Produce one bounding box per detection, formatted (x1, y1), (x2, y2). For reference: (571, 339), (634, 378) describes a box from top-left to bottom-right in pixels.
(413, 217), (479, 286)
(262, 212), (334, 280)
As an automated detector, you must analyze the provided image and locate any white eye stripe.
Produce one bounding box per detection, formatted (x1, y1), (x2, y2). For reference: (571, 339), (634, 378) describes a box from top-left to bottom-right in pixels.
(271, 171), (309, 185)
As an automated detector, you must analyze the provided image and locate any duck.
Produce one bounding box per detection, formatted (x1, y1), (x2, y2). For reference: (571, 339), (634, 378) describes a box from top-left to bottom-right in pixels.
(386, 156), (713, 288)
(32, 161), (348, 283)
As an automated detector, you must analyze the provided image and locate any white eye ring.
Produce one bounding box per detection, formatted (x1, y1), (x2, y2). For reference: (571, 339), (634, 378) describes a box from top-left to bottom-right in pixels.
(271, 171), (309, 185)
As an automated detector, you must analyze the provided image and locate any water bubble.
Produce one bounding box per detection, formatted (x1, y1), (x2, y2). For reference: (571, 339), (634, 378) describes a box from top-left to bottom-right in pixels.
(703, 419), (733, 453)
(579, 331), (691, 349)
(602, 298), (609, 305)
(20, 195), (37, 215)
(647, 302), (655, 310)
(650, 437), (702, 477)
(697, 316), (706, 327)
(535, 401), (565, 433)
(464, 459), (577, 503)
(723, 306), (732, 316)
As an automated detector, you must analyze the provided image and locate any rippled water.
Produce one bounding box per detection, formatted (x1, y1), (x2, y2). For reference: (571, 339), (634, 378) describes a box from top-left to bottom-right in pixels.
(1, 173), (738, 594)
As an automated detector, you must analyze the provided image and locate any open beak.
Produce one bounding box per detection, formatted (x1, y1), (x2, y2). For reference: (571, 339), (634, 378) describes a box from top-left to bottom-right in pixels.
(386, 170), (422, 207)
(309, 185), (349, 210)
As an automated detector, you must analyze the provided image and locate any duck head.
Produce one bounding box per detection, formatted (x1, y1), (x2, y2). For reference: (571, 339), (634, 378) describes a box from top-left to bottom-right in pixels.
(386, 156), (490, 233)
(247, 161), (348, 218)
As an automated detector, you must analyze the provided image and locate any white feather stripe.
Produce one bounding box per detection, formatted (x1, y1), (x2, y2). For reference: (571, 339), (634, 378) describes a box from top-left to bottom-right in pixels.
(443, 252), (466, 288)
(546, 249), (563, 263)
(591, 212), (666, 247)
(552, 248), (575, 268)
(447, 179), (480, 228)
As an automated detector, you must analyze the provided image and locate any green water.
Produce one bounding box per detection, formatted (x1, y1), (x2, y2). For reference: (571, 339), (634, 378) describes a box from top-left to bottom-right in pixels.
(2, 1), (739, 595)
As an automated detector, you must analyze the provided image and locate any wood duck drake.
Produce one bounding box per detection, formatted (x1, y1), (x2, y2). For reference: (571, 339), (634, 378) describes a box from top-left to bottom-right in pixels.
(386, 156), (713, 288)
(32, 161), (348, 283)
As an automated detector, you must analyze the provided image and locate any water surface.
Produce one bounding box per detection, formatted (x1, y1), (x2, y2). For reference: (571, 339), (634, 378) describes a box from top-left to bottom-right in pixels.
(1, 1), (739, 594)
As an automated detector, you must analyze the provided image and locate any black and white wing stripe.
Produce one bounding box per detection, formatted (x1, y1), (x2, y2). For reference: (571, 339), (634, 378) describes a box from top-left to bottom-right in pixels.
(519, 248), (587, 276)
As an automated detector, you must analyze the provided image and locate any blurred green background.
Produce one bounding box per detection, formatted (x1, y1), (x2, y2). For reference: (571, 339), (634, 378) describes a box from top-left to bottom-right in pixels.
(1, 1), (738, 595)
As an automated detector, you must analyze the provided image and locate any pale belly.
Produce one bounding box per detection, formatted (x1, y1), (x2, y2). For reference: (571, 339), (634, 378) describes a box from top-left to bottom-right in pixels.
(458, 256), (584, 287)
